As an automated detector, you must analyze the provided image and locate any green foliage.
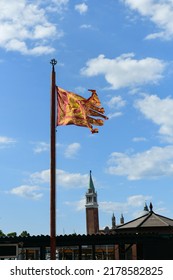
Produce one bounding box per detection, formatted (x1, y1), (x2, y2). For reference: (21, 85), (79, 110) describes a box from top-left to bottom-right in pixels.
(19, 231), (30, 237)
(0, 230), (31, 237)
(0, 230), (5, 237)
(7, 232), (17, 237)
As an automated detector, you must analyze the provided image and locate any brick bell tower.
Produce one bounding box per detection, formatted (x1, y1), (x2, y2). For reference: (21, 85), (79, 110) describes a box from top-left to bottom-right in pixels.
(85, 171), (99, 234)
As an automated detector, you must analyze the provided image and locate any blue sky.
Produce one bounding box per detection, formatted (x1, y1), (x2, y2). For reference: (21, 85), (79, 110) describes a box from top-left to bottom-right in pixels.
(1, 0), (173, 235)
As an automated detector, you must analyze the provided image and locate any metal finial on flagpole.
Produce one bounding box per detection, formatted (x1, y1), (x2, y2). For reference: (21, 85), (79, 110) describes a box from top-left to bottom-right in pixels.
(50, 58), (57, 65)
(50, 59), (57, 71)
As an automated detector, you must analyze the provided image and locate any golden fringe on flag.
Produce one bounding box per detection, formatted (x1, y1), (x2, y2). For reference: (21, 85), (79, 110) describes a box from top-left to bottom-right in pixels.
(56, 87), (108, 133)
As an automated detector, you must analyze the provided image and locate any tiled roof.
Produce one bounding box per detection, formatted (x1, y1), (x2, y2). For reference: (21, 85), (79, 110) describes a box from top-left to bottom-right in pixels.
(117, 211), (173, 229)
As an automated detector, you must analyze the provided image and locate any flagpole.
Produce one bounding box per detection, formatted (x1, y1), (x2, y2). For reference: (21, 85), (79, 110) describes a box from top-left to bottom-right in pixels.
(50, 58), (57, 260)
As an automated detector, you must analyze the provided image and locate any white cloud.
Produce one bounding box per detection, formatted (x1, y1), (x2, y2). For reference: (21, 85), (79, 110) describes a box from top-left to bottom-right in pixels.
(30, 169), (50, 184)
(65, 194), (152, 214)
(74, 86), (86, 94)
(107, 111), (123, 119)
(100, 195), (151, 214)
(30, 169), (89, 188)
(9, 185), (43, 200)
(107, 146), (173, 180)
(33, 141), (64, 154)
(0, 136), (16, 144)
(52, 0), (69, 4)
(48, 0), (69, 12)
(123, 0), (173, 40)
(65, 198), (86, 211)
(66, 194), (152, 226)
(64, 142), (81, 158)
(75, 3), (88, 14)
(33, 141), (81, 157)
(33, 142), (50, 153)
(65, 195), (151, 214)
(135, 94), (173, 142)
(0, 0), (65, 55)
(132, 137), (147, 142)
(107, 96), (126, 109)
(106, 95), (126, 119)
(80, 24), (92, 29)
(81, 53), (165, 89)
(0, 136), (16, 148)
(56, 170), (89, 188)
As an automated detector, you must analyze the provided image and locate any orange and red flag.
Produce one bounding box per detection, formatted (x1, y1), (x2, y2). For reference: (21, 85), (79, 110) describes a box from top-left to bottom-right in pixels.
(56, 87), (108, 133)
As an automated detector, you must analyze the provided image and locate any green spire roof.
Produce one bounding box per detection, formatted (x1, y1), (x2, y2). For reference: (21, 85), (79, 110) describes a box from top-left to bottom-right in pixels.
(89, 170), (95, 191)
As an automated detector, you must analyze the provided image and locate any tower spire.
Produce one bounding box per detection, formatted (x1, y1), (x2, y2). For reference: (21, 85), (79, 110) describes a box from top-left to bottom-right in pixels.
(143, 202), (149, 212)
(120, 213), (124, 224)
(85, 171), (99, 234)
(89, 170), (95, 192)
(112, 213), (116, 229)
(149, 202), (153, 212)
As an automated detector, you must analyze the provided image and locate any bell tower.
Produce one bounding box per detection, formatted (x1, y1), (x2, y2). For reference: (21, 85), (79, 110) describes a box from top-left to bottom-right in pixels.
(85, 171), (99, 234)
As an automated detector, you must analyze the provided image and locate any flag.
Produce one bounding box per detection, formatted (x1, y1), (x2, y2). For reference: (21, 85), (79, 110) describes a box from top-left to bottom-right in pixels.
(56, 87), (108, 133)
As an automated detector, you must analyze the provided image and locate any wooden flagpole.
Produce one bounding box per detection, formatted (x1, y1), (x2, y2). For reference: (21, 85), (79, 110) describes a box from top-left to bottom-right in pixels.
(50, 58), (57, 260)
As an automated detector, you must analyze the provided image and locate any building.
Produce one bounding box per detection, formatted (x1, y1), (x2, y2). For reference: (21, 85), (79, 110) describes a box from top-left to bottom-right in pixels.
(1, 172), (173, 259)
(85, 171), (99, 234)
(85, 170), (125, 235)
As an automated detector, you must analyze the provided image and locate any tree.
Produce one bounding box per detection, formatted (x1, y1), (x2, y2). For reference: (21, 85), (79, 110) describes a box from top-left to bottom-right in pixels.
(7, 232), (17, 237)
(0, 230), (5, 237)
(19, 231), (30, 237)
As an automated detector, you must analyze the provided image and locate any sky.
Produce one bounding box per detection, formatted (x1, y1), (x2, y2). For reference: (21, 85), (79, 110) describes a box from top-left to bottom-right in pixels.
(1, 0), (173, 236)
